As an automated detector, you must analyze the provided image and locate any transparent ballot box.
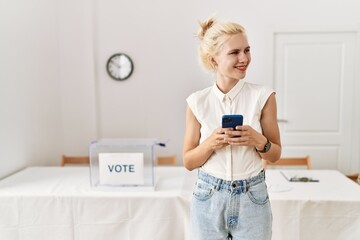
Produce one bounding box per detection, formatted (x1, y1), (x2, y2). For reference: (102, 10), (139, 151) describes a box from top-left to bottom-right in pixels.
(89, 138), (158, 191)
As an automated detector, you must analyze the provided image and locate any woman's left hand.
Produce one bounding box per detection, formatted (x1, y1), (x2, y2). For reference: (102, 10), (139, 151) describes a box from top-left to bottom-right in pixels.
(224, 125), (266, 149)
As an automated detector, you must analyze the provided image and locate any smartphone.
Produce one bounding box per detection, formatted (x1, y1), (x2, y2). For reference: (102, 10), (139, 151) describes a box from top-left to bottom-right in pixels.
(222, 115), (243, 130)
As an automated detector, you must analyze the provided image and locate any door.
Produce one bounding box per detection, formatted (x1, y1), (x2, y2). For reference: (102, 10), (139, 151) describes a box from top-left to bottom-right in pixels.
(274, 30), (357, 173)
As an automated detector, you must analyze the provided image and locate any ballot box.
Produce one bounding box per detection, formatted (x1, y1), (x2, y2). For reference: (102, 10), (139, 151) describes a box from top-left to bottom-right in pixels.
(89, 138), (159, 191)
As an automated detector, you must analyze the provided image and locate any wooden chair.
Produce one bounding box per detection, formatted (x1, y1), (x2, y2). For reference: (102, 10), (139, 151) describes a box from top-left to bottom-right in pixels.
(155, 155), (177, 166)
(346, 173), (360, 184)
(61, 155), (89, 166)
(264, 155), (311, 170)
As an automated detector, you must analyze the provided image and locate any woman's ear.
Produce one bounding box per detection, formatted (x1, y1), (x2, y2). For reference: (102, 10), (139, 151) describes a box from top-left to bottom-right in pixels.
(208, 55), (217, 68)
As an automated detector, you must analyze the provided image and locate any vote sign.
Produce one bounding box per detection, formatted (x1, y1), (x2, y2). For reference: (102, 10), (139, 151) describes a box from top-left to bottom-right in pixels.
(99, 152), (144, 185)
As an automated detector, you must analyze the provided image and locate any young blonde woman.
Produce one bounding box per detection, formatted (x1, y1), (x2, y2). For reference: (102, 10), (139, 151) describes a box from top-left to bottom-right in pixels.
(183, 17), (281, 240)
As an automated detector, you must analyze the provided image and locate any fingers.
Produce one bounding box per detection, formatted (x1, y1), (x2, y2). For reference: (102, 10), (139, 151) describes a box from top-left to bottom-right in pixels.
(211, 138), (228, 150)
(232, 125), (253, 137)
(216, 137), (228, 145)
(210, 129), (229, 150)
(235, 125), (248, 131)
(225, 126), (252, 145)
(216, 129), (224, 134)
(225, 128), (246, 137)
(212, 125), (257, 148)
(215, 125), (263, 148)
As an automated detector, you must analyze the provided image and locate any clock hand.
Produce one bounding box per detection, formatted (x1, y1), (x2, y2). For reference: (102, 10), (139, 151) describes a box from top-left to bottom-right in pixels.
(110, 59), (121, 68)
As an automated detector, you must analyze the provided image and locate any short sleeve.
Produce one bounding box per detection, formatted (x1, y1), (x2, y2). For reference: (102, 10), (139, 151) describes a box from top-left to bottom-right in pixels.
(186, 93), (199, 120)
(259, 87), (275, 111)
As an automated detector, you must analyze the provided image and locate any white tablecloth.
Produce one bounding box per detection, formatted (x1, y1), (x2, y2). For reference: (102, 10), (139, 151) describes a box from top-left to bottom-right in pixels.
(265, 169), (360, 240)
(0, 167), (192, 240)
(1, 167), (360, 240)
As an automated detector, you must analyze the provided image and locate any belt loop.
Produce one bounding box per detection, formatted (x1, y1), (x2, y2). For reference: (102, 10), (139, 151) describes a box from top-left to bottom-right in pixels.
(244, 181), (249, 193)
(215, 179), (222, 191)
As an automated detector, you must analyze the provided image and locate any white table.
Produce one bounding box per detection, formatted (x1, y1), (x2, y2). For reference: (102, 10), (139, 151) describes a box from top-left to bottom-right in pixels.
(1, 167), (360, 240)
(0, 166), (192, 240)
(266, 169), (360, 240)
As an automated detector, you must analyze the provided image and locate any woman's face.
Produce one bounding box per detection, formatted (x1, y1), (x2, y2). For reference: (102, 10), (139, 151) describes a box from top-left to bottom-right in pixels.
(213, 33), (251, 82)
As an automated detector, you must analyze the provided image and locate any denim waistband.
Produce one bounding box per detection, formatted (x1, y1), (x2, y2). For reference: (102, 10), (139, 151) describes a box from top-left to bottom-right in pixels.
(198, 170), (265, 192)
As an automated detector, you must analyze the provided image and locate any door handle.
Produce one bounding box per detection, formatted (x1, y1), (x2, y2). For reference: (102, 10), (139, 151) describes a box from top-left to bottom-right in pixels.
(277, 119), (288, 123)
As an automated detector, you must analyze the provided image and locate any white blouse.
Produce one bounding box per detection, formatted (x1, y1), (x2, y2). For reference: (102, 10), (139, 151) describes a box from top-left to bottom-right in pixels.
(186, 80), (274, 180)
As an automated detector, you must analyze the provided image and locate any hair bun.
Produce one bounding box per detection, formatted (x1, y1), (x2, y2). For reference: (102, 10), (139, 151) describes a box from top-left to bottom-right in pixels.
(198, 17), (216, 40)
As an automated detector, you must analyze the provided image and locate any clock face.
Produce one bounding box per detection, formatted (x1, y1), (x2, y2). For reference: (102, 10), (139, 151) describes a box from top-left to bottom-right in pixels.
(106, 53), (134, 80)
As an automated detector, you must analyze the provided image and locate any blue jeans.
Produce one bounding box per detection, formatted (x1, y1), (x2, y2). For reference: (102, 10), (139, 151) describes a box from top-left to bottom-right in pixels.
(190, 170), (272, 240)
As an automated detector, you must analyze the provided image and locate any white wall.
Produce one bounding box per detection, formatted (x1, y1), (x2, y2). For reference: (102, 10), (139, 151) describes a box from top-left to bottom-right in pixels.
(86, 0), (360, 166)
(0, 0), (63, 179)
(1, 0), (359, 179)
(57, 0), (97, 156)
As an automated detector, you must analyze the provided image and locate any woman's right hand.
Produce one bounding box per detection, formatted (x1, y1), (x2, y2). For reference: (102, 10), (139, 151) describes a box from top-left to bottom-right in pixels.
(204, 127), (229, 151)
(183, 106), (230, 170)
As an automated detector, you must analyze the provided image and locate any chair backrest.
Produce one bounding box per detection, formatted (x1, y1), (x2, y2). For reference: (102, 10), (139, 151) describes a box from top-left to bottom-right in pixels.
(61, 155), (89, 166)
(346, 173), (360, 184)
(155, 155), (177, 166)
(263, 155), (311, 170)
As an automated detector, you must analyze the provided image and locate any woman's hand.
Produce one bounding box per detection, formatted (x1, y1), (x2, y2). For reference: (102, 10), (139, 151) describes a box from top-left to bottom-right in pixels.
(223, 125), (267, 150)
(204, 127), (230, 151)
(183, 106), (232, 170)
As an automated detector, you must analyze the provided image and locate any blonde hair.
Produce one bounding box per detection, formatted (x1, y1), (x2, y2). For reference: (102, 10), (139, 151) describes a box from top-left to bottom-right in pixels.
(197, 17), (246, 71)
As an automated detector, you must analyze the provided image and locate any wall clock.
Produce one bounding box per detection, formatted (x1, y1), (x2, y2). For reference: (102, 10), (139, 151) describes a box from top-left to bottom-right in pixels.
(106, 53), (134, 81)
